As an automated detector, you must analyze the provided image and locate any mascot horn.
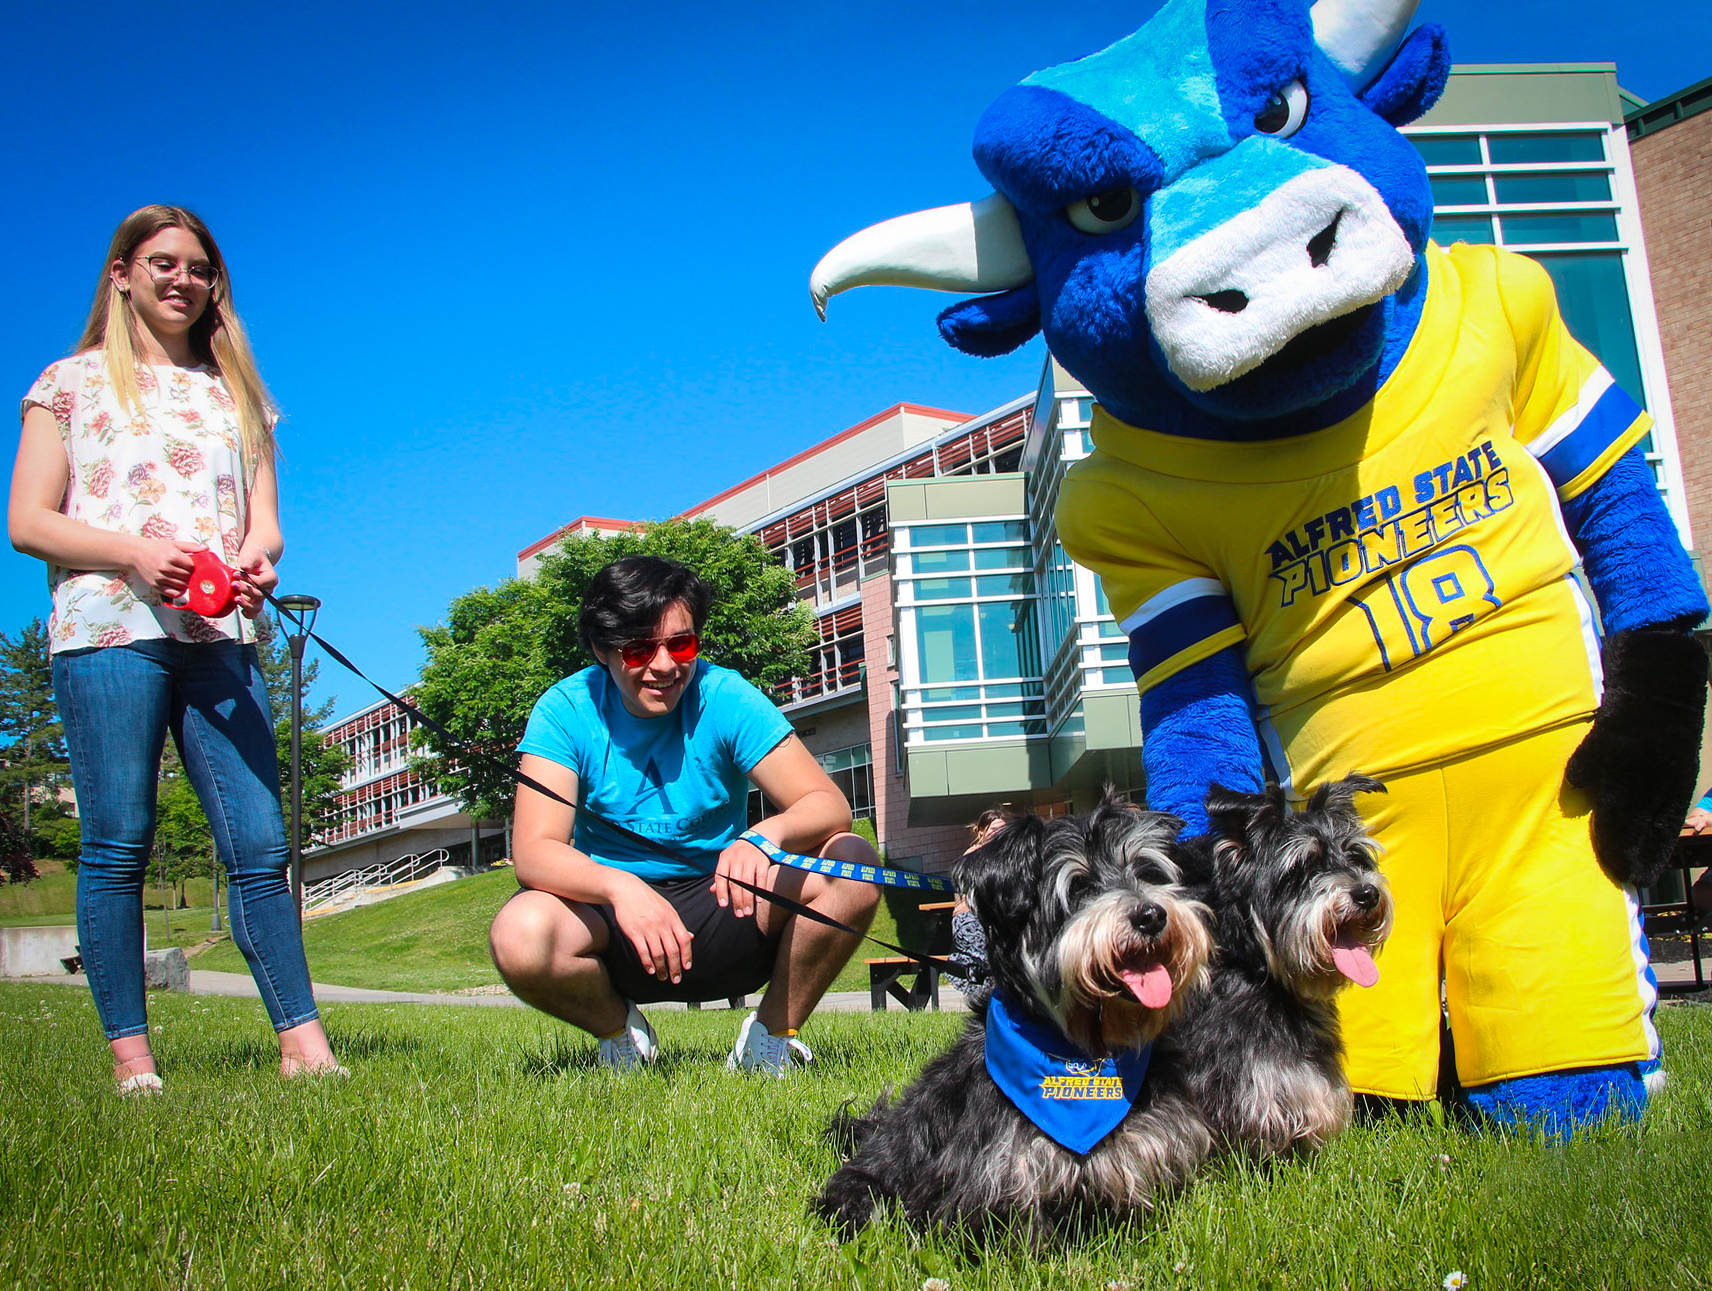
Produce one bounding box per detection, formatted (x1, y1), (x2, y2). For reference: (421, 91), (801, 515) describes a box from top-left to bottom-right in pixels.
(814, 0), (1709, 1133)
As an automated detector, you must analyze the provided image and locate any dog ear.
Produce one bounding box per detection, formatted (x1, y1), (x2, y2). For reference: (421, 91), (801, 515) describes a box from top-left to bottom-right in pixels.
(1203, 781), (1277, 846)
(1307, 773), (1387, 817)
(957, 813), (1046, 929)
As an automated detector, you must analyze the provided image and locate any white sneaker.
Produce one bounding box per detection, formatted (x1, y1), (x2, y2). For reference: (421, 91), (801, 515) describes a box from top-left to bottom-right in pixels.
(725, 1011), (813, 1077)
(597, 1002), (659, 1072)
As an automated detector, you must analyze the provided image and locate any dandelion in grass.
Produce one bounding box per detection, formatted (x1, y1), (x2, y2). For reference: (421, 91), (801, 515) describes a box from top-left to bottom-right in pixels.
(1444, 1272), (1469, 1289)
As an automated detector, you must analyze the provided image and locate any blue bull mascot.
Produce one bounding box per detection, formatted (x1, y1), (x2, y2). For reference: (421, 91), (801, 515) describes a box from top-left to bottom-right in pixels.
(813, 0), (1708, 1131)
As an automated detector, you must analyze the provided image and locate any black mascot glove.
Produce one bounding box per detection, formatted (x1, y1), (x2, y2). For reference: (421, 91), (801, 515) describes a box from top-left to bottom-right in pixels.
(1565, 626), (1709, 888)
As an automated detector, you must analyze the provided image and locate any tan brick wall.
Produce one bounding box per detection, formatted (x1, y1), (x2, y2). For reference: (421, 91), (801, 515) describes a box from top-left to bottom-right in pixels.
(1633, 111), (1712, 559)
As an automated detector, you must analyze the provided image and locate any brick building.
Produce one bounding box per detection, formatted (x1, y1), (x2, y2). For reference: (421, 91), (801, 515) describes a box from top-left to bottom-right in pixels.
(1628, 76), (1712, 576)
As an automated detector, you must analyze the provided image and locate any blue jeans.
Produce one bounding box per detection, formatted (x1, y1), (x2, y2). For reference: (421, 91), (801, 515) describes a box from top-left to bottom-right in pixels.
(54, 639), (320, 1040)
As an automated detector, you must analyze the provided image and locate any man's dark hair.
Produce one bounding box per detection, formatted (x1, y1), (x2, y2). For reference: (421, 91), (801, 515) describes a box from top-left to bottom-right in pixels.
(578, 556), (714, 654)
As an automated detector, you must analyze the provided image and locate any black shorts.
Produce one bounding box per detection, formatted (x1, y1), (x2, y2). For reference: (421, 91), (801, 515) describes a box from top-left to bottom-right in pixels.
(591, 872), (784, 1005)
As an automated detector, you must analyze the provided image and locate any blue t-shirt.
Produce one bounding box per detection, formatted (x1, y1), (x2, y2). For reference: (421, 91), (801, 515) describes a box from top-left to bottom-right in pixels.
(517, 660), (793, 882)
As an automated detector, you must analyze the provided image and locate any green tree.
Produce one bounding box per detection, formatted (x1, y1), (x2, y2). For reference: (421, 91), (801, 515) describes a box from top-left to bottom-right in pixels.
(0, 619), (69, 841)
(414, 517), (814, 815)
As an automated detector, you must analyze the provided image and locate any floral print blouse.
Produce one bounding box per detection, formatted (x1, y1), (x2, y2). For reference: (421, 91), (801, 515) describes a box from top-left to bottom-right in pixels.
(21, 350), (257, 653)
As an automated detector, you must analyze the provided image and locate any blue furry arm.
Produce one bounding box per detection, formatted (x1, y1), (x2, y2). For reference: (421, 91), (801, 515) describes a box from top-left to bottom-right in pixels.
(1560, 446), (1707, 633)
(1140, 647), (1265, 834)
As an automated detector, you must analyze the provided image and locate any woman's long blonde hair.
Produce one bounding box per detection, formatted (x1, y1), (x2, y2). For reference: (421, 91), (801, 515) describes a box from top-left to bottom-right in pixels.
(76, 205), (278, 470)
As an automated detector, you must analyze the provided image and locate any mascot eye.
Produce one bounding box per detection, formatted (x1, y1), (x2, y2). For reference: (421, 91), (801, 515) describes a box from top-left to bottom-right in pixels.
(1065, 186), (1142, 235)
(1253, 79), (1310, 137)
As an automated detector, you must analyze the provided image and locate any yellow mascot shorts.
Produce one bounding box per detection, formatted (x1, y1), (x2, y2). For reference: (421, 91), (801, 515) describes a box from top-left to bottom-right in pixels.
(1335, 720), (1656, 1100)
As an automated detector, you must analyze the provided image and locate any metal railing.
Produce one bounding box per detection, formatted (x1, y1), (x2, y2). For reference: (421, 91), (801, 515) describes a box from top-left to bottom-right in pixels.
(301, 848), (450, 915)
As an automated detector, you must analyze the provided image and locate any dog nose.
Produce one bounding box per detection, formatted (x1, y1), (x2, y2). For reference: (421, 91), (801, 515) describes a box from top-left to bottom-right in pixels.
(1130, 903), (1167, 937)
(1349, 883), (1379, 912)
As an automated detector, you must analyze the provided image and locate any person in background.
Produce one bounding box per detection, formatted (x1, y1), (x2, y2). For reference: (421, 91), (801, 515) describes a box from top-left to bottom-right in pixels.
(9, 205), (343, 1093)
(944, 807), (1015, 997)
(489, 555), (882, 1076)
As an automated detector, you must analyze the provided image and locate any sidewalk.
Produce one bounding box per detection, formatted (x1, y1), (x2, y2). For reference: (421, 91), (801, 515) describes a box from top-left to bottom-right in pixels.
(15, 969), (971, 1014)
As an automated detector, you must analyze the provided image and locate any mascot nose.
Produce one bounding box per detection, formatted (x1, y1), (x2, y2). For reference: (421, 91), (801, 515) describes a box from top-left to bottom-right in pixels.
(1349, 883), (1379, 911)
(1131, 903), (1167, 937)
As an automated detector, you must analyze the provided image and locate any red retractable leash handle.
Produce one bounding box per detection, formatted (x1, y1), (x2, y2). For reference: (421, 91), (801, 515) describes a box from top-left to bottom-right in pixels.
(167, 548), (240, 618)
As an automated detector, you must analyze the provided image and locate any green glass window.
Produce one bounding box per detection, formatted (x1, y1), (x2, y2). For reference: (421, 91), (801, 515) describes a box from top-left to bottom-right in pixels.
(906, 523), (968, 548)
(1412, 134), (1482, 165)
(1528, 252), (1645, 406)
(1501, 213), (1619, 244)
(911, 549), (970, 574)
(1486, 132), (1604, 164)
(1429, 175), (1488, 206)
(1493, 171), (1612, 204)
(1431, 214), (1495, 244)
(978, 600), (1035, 679)
(975, 573), (1031, 597)
(972, 520), (1028, 544)
(915, 577), (972, 600)
(974, 545), (1029, 570)
(917, 605), (978, 683)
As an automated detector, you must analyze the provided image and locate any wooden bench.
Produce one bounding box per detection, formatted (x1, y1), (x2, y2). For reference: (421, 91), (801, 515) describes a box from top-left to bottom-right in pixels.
(867, 956), (940, 1011)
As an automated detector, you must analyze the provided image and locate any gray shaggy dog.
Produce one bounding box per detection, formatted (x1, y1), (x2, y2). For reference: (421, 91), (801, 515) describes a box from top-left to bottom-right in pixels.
(1165, 775), (1393, 1159)
(814, 799), (1215, 1246)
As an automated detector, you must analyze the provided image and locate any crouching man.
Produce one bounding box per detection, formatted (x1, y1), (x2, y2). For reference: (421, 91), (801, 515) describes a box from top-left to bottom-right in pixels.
(489, 555), (881, 1075)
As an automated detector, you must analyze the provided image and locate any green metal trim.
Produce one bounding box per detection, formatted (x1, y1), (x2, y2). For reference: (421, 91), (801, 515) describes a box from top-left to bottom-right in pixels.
(1626, 75), (1712, 141)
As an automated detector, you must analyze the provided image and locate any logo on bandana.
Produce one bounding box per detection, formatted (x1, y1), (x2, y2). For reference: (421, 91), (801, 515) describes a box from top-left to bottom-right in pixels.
(985, 993), (1152, 1154)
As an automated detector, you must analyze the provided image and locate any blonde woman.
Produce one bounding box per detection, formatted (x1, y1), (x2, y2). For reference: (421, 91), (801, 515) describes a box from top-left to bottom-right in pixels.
(8, 205), (341, 1091)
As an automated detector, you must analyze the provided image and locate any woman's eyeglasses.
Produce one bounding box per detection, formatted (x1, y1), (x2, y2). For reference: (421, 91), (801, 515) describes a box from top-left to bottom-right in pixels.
(132, 255), (219, 289)
(615, 633), (700, 668)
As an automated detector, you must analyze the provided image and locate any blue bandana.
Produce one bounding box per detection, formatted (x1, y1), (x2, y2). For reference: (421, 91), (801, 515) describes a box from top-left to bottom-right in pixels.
(984, 991), (1153, 1155)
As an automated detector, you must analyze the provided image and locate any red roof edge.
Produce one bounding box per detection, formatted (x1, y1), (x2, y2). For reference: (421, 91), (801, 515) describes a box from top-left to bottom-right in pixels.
(516, 515), (642, 563)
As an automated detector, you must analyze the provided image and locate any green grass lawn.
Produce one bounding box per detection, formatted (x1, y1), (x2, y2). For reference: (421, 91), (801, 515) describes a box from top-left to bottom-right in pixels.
(194, 868), (911, 996)
(1, 862), (257, 951)
(3, 982), (1710, 1290)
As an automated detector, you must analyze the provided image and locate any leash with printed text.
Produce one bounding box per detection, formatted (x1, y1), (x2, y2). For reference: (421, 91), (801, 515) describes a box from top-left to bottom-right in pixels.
(261, 592), (958, 972)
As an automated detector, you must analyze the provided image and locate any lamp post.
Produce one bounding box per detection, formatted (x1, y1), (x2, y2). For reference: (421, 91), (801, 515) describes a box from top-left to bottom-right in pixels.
(275, 593), (322, 917)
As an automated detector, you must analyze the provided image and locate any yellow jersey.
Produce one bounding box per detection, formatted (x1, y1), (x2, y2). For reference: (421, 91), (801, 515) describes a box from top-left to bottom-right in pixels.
(1057, 241), (1651, 787)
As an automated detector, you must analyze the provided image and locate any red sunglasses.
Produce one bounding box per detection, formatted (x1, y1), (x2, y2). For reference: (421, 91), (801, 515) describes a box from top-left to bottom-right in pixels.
(615, 632), (701, 668)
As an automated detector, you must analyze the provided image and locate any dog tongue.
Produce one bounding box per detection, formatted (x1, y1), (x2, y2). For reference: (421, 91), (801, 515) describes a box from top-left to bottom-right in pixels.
(1332, 935), (1379, 987)
(1120, 963), (1174, 1008)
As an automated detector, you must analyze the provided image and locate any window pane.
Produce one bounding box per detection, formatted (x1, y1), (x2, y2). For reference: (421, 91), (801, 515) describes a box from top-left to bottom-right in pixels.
(977, 600), (1031, 678)
(972, 520), (1028, 543)
(921, 685), (982, 701)
(915, 577), (972, 600)
(916, 605), (978, 683)
(1432, 214), (1494, 244)
(1486, 132), (1604, 164)
(1501, 212), (1618, 244)
(976, 573), (1032, 597)
(1527, 252), (1645, 407)
(907, 523), (968, 548)
(924, 723), (984, 742)
(1430, 175), (1488, 206)
(911, 549), (970, 574)
(1493, 171), (1611, 204)
(1411, 134), (1482, 165)
(974, 545), (1029, 570)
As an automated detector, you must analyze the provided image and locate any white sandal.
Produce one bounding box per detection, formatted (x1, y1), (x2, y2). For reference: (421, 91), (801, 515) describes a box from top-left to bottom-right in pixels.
(116, 1072), (163, 1096)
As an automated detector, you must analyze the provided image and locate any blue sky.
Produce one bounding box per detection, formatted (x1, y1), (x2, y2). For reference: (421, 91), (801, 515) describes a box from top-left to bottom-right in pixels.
(5, 0), (1706, 715)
